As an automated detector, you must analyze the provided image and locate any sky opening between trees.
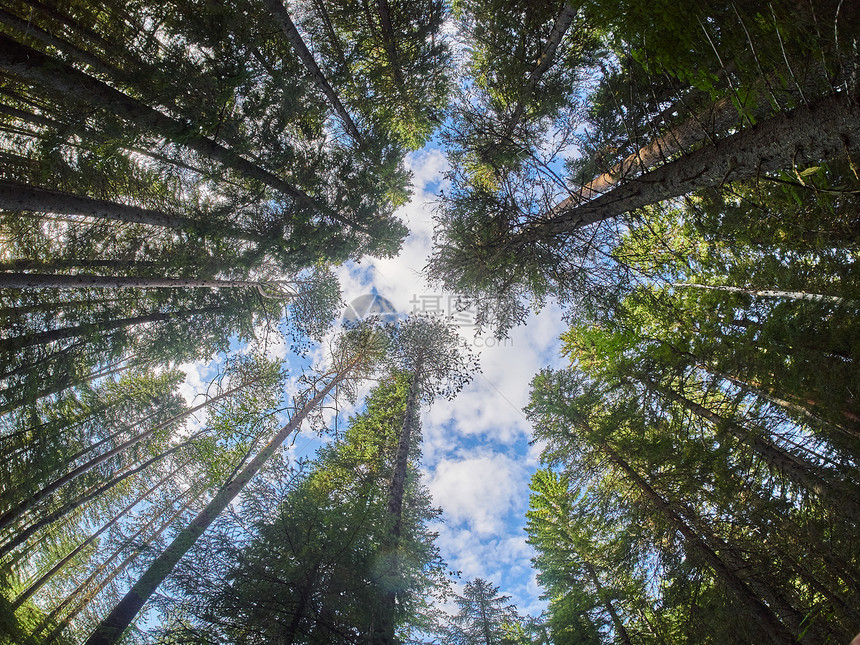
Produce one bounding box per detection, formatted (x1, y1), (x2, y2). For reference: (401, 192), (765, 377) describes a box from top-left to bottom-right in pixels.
(0, 0), (858, 643)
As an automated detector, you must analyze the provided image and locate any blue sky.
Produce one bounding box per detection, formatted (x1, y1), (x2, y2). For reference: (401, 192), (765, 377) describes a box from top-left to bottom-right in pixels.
(176, 145), (569, 620)
(332, 146), (568, 616)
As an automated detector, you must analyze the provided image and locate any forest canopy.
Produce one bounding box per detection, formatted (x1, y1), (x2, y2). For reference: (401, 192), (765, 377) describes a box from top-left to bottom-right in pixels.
(0, 0), (858, 643)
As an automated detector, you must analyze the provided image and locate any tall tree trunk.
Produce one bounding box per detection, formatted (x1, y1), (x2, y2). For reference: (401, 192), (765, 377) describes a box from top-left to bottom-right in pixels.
(372, 370), (421, 645)
(85, 361), (359, 645)
(525, 89), (860, 241)
(261, 0), (365, 146)
(1, 390), (157, 501)
(0, 179), (267, 242)
(387, 373), (421, 540)
(0, 358), (140, 416)
(645, 379), (860, 512)
(595, 437), (796, 645)
(0, 306), (220, 353)
(505, 3), (577, 134)
(0, 431), (204, 558)
(0, 377), (256, 534)
(373, 0), (406, 92)
(693, 362), (860, 453)
(0, 6), (121, 79)
(0, 296), (130, 319)
(36, 491), (198, 642)
(563, 61), (836, 205)
(583, 561), (633, 645)
(673, 282), (850, 305)
(0, 35), (361, 231)
(0, 272), (275, 290)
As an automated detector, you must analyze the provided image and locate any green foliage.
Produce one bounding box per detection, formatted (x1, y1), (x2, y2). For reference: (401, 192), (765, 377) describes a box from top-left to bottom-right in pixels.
(445, 578), (523, 645)
(153, 376), (449, 644)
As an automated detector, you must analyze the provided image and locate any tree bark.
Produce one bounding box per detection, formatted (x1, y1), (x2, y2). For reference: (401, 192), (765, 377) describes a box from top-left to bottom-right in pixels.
(373, 0), (406, 92)
(371, 369), (421, 645)
(0, 306), (220, 353)
(85, 363), (358, 645)
(525, 89), (860, 241)
(387, 373), (420, 540)
(0, 6), (120, 79)
(0, 35), (361, 231)
(0, 179), (268, 242)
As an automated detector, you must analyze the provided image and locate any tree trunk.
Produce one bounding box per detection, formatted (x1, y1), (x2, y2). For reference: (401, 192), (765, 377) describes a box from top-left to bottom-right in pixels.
(506, 3), (577, 133)
(673, 282), (849, 305)
(526, 89), (860, 241)
(0, 431), (204, 558)
(0, 296), (129, 319)
(85, 363), (358, 645)
(387, 373), (420, 540)
(0, 6), (120, 79)
(595, 437), (796, 645)
(0, 306), (220, 353)
(646, 379), (859, 512)
(371, 370), (421, 645)
(37, 491), (197, 643)
(0, 35), (360, 231)
(693, 362), (860, 449)
(0, 376), (256, 534)
(0, 358), (138, 417)
(583, 561), (632, 645)
(0, 179), (266, 242)
(373, 0), (405, 92)
(563, 59), (837, 206)
(261, 0), (364, 146)
(0, 272), (271, 290)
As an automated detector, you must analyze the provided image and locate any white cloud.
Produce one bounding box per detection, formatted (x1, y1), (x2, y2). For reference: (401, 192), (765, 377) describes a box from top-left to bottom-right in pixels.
(326, 143), (567, 617)
(426, 452), (529, 535)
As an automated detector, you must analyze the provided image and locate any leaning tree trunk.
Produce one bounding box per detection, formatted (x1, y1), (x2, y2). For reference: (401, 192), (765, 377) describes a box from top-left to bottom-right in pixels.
(262, 0), (365, 146)
(672, 282), (850, 305)
(0, 6), (122, 80)
(644, 378), (860, 514)
(524, 89), (860, 241)
(505, 3), (577, 135)
(11, 462), (184, 609)
(85, 360), (360, 645)
(560, 61), (836, 206)
(371, 0), (406, 91)
(0, 179), (268, 243)
(595, 436), (797, 645)
(0, 306), (220, 353)
(0, 272), (275, 290)
(583, 561), (633, 645)
(0, 432), (204, 558)
(38, 491), (198, 643)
